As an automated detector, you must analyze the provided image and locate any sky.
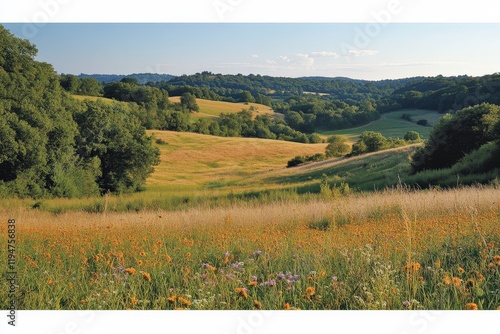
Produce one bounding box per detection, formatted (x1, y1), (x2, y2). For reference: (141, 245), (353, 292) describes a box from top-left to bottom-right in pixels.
(3, 23), (500, 80)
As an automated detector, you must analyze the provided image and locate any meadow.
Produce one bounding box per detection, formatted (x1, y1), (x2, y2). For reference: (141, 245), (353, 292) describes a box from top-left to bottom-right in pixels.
(168, 96), (279, 121)
(1, 126), (499, 310)
(1, 186), (499, 310)
(318, 109), (442, 142)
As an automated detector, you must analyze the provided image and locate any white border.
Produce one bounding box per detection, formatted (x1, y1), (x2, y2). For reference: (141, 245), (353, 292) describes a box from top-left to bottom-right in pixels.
(1, 0), (500, 22)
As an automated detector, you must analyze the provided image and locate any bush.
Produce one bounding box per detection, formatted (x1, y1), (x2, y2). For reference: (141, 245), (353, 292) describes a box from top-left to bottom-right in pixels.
(287, 156), (306, 168)
(325, 135), (351, 157)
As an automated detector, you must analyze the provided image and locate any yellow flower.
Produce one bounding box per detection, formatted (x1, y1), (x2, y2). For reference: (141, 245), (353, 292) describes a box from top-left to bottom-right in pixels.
(435, 259), (441, 269)
(165, 255), (172, 263)
(141, 271), (151, 282)
(131, 296), (138, 306)
(457, 266), (465, 274)
(235, 288), (249, 299)
(140, 251), (147, 257)
(47, 278), (53, 285)
(493, 255), (500, 265)
(465, 303), (478, 310)
(253, 300), (262, 309)
(167, 296), (177, 303)
(248, 281), (258, 287)
(136, 260), (143, 267)
(283, 303), (292, 310)
(125, 267), (136, 275)
(443, 277), (451, 285)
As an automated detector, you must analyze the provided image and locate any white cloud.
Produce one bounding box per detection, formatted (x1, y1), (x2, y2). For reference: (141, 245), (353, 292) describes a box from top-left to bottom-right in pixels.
(311, 51), (339, 58)
(266, 59), (277, 65)
(346, 49), (379, 57)
(295, 53), (315, 67)
(277, 55), (290, 62)
(251, 54), (259, 58)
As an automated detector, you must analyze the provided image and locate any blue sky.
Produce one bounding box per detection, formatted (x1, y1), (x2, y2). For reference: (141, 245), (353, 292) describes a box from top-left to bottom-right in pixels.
(3, 23), (500, 80)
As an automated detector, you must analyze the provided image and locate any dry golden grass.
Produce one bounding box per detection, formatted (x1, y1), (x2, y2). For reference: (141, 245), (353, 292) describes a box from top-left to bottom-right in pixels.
(148, 130), (326, 188)
(169, 96), (278, 119)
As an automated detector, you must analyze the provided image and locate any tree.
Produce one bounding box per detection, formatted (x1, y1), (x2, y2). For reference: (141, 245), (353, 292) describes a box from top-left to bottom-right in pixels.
(180, 92), (199, 112)
(404, 131), (422, 142)
(411, 103), (500, 173)
(325, 135), (350, 157)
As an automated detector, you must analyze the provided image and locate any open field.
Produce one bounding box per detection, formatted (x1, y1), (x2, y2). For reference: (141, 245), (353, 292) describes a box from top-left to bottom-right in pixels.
(318, 109), (442, 142)
(168, 96), (279, 121)
(71, 94), (116, 104)
(2, 186), (499, 310)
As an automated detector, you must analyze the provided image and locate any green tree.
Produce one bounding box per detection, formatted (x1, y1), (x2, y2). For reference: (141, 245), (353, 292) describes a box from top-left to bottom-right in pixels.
(411, 103), (500, 173)
(180, 92), (199, 112)
(404, 131), (422, 142)
(325, 135), (350, 157)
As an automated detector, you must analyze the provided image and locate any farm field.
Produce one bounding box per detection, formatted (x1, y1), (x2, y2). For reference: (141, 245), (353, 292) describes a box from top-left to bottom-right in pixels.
(318, 109), (442, 142)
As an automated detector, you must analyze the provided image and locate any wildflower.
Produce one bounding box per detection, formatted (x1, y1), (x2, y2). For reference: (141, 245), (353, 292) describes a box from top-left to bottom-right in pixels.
(235, 287), (249, 299)
(458, 266), (465, 274)
(283, 303), (292, 310)
(178, 296), (191, 307)
(263, 279), (276, 287)
(443, 277), (452, 285)
(140, 251), (146, 257)
(494, 255), (500, 265)
(167, 296), (177, 303)
(465, 303), (478, 310)
(253, 250), (262, 257)
(404, 262), (421, 272)
(305, 286), (315, 299)
(253, 300), (262, 309)
(248, 281), (258, 287)
(452, 277), (461, 287)
(47, 278), (53, 285)
(277, 273), (286, 280)
(131, 296), (138, 306)
(165, 255), (172, 263)
(68, 282), (74, 288)
(435, 259), (441, 269)
(81, 299), (86, 304)
(251, 275), (258, 282)
(136, 260), (143, 267)
(141, 271), (152, 282)
(402, 300), (411, 308)
(331, 276), (338, 282)
(125, 267), (136, 275)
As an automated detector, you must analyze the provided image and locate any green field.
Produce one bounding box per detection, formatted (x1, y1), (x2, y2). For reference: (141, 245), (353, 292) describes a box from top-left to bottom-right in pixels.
(318, 109), (442, 142)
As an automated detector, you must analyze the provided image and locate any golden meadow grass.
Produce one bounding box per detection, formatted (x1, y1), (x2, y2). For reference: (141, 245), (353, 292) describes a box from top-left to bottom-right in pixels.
(1, 186), (499, 310)
(168, 96), (278, 121)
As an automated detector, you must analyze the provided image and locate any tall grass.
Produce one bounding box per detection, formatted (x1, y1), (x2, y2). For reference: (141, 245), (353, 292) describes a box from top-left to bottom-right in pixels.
(1, 186), (498, 310)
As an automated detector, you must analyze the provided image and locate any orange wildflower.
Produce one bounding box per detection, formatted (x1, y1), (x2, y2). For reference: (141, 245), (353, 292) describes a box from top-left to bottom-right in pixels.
(443, 277), (452, 285)
(253, 300), (262, 309)
(465, 303), (478, 310)
(167, 296), (177, 303)
(457, 266), (465, 274)
(304, 286), (315, 299)
(493, 255), (500, 265)
(136, 260), (143, 267)
(235, 287), (249, 299)
(283, 303), (292, 310)
(141, 271), (151, 282)
(178, 297), (191, 307)
(452, 277), (461, 287)
(165, 255), (172, 263)
(131, 296), (138, 306)
(248, 281), (258, 287)
(125, 267), (136, 275)
(404, 262), (421, 272)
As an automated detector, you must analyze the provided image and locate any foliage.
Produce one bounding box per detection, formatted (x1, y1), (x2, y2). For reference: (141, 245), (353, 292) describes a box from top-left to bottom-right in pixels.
(0, 26), (159, 198)
(180, 92), (199, 112)
(411, 103), (500, 173)
(325, 135), (351, 157)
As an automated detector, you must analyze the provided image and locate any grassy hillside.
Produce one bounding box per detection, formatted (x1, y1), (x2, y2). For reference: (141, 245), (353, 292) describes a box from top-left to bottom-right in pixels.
(169, 96), (279, 121)
(71, 94), (116, 104)
(318, 109), (442, 142)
